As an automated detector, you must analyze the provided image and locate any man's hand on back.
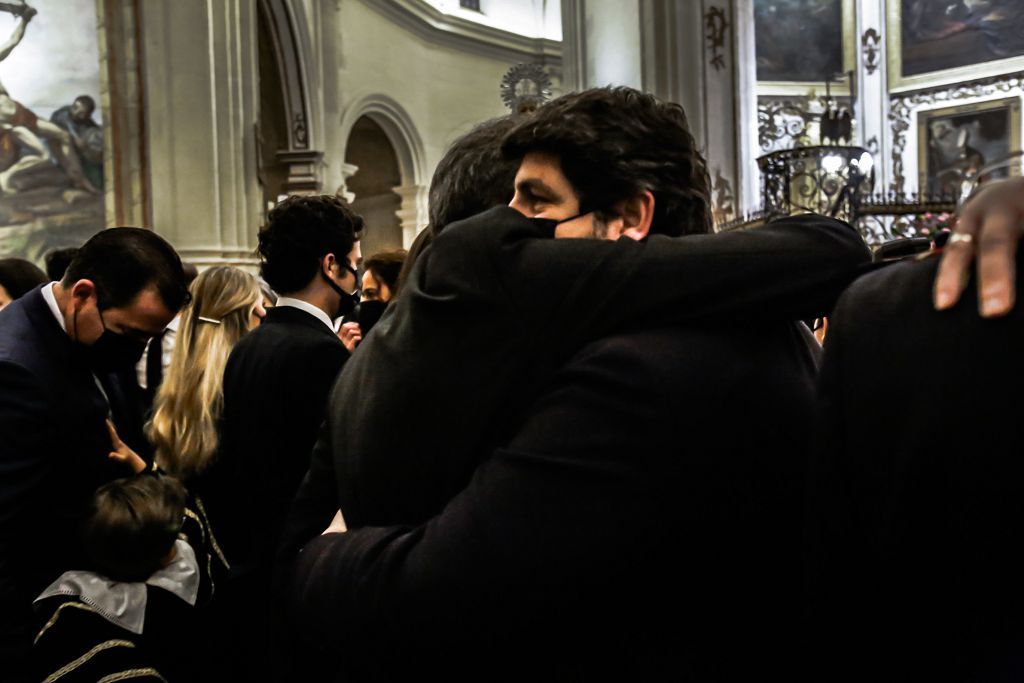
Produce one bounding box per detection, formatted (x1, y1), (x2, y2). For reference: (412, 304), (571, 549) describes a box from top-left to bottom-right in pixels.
(935, 177), (1024, 317)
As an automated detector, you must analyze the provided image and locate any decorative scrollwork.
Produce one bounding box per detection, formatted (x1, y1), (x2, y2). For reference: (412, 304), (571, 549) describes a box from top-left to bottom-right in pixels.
(758, 145), (875, 225)
(758, 99), (814, 152)
(293, 113), (308, 148)
(888, 74), (1024, 195)
(704, 7), (729, 72)
(861, 28), (881, 76)
(711, 167), (735, 226)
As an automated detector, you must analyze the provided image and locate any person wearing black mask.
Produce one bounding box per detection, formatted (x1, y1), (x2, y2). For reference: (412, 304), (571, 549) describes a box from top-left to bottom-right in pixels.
(206, 193), (362, 681)
(0, 227), (189, 682)
(338, 249), (406, 349)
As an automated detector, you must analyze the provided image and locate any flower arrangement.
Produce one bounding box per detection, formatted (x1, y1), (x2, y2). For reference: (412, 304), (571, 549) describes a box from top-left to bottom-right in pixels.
(910, 212), (953, 237)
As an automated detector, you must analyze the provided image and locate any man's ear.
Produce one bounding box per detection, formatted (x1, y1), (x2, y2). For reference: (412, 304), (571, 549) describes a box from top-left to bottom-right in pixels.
(69, 279), (97, 307)
(321, 253), (337, 277)
(613, 190), (655, 241)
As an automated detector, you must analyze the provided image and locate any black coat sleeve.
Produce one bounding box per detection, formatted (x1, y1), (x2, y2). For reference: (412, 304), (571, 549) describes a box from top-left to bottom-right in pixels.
(434, 208), (871, 352)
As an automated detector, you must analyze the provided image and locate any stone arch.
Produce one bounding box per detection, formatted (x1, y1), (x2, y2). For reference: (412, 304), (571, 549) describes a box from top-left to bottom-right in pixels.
(339, 94), (428, 246)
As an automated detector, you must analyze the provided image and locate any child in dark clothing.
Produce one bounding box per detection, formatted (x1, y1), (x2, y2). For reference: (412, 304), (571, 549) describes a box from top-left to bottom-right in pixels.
(31, 473), (211, 682)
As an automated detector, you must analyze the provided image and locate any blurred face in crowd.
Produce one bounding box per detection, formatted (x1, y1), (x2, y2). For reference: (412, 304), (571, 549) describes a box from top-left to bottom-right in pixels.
(67, 281), (175, 347)
(361, 270), (392, 303)
(0, 283), (12, 311)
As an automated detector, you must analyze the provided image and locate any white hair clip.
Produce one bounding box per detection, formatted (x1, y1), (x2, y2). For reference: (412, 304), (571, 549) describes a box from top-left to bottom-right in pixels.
(197, 316), (222, 325)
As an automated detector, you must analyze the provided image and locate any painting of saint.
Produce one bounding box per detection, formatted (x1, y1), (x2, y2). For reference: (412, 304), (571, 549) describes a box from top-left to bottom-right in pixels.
(900, 0), (1024, 78)
(918, 99), (1020, 198)
(0, 0), (105, 264)
(754, 0), (844, 82)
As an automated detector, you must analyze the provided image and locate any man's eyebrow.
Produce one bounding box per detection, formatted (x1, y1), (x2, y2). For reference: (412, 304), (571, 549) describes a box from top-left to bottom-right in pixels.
(515, 178), (559, 198)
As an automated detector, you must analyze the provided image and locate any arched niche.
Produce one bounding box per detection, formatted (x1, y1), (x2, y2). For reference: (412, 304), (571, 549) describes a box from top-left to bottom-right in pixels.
(339, 94), (428, 247)
(257, 0), (322, 200)
(345, 117), (403, 254)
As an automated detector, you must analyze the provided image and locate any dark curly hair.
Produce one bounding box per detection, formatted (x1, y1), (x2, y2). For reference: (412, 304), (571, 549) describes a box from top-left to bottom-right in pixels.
(257, 195), (364, 294)
(502, 86), (712, 236)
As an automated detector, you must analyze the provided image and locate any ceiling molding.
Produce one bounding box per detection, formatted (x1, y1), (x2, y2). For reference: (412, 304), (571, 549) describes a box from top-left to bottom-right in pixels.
(361, 0), (562, 68)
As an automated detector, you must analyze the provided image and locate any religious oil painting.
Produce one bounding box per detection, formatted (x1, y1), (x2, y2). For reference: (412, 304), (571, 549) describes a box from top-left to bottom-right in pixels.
(0, 0), (105, 264)
(754, 0), (855, 88)
(890, 0), (1024, 91)
(917, 97), (1021, 197)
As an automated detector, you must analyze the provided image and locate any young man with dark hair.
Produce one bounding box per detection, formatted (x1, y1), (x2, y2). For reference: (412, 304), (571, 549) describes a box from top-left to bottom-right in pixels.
(0, 227), (189, 681)
(205, 193), (362, 679)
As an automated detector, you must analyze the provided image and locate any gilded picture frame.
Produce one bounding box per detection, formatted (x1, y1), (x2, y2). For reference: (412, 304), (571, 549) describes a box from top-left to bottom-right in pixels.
(755, 0), (856, 97)
(916, 96), (1021, 196)
(888, 0), (1024, 93)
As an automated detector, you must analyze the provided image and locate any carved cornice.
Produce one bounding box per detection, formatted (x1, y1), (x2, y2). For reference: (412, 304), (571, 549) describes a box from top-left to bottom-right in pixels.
(361, 0), (561, 67)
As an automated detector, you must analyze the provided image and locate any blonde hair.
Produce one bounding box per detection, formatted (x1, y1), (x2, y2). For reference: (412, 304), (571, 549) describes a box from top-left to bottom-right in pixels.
(149, 266), (261, 479)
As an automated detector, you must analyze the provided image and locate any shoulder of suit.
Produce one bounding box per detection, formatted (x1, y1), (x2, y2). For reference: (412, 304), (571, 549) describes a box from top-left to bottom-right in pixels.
(837, 254), (940, 319)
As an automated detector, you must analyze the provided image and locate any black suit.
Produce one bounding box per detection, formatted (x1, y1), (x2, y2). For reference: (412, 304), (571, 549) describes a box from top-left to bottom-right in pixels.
(202, 304), (348, 679)
(807, 252), (1024, 682)
(0, 287), (147, 678)
(282, 207), (871, 557)
(287, 321), (822, 680)
(208, 305), (348, 571)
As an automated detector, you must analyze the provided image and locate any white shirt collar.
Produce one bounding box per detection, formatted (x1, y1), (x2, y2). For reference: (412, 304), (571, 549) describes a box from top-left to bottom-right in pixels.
(34, 539), (200, 635)
(40, 282), (67, 333)
(274, 296), (337, 332)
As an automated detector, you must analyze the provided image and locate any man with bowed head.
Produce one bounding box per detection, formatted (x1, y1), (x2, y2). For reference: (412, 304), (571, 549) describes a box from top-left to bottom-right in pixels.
(0, 228), (190, 681)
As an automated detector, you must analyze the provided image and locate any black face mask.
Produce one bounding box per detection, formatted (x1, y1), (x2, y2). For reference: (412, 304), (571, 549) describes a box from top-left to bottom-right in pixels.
(74, 307), (148, 373)
(353, 299), (388, 336)
(321, 270), (360, 319)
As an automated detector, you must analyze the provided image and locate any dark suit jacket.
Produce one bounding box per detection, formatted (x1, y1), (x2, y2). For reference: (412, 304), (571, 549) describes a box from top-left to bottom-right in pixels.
(286, 321), (822, 681)
(807, 252), (1024, 682)
(207, 305), (349, 575)
(0, 286), (146, 675)
(282, 207), (871, 555)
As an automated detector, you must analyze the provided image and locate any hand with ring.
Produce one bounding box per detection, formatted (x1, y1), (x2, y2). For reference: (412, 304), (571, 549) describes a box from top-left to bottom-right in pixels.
(934, 178), (1024, 318)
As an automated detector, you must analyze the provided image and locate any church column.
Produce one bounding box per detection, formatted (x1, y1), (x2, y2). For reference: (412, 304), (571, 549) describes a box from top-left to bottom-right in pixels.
(394, 184), (427, 249)
(856, 0), (889, 192)
(140, 0), (264, 268)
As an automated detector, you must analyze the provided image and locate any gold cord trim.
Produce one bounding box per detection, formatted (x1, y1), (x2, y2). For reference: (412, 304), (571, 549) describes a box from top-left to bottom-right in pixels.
(34, 601), (97, 645)
(43, 639), (136, 683)
(193, 495), (231, 571)
(97, 667), (168, 682)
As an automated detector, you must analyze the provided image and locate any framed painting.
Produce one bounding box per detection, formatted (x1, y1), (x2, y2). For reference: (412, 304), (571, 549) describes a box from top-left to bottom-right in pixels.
(888, 0), (1024, 92)
(754, 0), (856, 96)
(0, 0), (106, 265)
(916, 97), (1021, 196)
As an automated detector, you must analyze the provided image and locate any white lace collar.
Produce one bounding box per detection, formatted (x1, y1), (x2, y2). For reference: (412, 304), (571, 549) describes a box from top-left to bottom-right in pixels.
(34, 539), (199, 635)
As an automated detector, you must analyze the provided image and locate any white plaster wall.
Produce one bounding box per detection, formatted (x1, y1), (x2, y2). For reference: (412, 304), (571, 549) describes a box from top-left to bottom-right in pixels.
(583, 0), (642, 89)
(320, 0), (525, 221)
(141, 0), (262, 267)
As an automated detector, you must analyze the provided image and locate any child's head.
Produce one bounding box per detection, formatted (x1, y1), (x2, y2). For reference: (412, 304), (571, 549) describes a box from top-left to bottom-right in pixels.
(84, 475), (187, 582)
